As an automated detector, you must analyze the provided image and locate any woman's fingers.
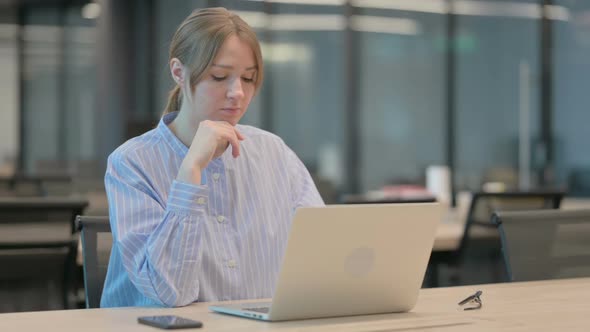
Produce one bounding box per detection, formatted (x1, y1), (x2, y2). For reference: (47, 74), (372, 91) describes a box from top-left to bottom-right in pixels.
(216, 122), (244, 158)
(189, 120), (244, 167)
(235, 128), (245, 141)
(221, 128), (241, 158)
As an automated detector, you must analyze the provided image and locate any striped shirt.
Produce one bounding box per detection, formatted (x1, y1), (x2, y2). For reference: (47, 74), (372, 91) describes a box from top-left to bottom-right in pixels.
(101, 112), (324, 308)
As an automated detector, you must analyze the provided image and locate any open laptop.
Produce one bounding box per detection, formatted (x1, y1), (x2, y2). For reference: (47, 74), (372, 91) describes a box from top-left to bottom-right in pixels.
(209, 202), (442, 321)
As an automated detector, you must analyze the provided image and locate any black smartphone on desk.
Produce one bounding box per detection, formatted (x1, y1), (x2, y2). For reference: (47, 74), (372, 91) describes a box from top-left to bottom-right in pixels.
(137, 315), (203, 329)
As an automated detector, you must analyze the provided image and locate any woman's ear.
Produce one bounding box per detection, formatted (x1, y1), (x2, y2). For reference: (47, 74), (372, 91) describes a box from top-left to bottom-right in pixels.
(170, 58), (185, 85)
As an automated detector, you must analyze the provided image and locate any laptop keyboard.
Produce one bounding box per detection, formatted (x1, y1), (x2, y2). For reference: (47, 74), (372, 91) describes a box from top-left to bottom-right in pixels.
(244, 307), (270, 313)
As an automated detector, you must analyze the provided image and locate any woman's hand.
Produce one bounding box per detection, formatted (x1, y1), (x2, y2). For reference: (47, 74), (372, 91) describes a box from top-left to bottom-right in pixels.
(177, 120), (244, 184)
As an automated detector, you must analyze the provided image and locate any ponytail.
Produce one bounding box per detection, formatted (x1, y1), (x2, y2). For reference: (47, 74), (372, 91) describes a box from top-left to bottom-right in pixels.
(164, 85), (182, 114)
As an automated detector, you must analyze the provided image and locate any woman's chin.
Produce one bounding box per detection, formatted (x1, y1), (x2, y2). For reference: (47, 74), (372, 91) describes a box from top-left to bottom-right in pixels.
(214, 114), (242, 126)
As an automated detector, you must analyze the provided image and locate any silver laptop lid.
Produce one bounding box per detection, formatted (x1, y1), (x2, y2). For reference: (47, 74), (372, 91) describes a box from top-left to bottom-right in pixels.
(268, 203), (442, 321)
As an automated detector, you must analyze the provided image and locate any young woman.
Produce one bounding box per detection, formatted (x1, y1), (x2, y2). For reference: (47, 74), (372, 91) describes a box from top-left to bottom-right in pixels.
(101, 7), (324, 308)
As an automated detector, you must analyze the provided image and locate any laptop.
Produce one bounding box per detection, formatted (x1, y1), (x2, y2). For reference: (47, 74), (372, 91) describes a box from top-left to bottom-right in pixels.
(209, 202), (442, 321)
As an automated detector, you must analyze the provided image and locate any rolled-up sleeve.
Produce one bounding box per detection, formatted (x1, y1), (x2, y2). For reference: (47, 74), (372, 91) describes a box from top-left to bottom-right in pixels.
(105, 152), (208, 307)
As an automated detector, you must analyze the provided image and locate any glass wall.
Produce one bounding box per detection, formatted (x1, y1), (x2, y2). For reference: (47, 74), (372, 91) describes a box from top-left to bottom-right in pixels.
(454, 0), (541, 191)
(6, 0), (590, 200)
(554, 0), (590, 195)
(356, 5), (446, 192)
(63, 5), (97, 167)
(22, 7), (62, 173)
(265, 2), (346, 194)
(21, 3), (97, 174)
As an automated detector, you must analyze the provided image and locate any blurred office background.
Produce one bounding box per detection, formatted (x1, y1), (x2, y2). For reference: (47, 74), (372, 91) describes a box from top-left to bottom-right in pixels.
(1, 0), (590, 312)
(2, 0), (590, 200)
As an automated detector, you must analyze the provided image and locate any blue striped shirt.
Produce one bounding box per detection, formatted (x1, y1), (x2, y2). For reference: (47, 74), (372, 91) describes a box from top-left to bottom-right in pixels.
(101, 112), (324, 308)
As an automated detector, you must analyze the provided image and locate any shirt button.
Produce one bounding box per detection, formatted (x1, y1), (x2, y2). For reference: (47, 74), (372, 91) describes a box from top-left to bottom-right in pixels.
(227, 259), (237, 268)
(216, 215), (225, 223)
(212, 173), (221, 180)
(197, 197), (206, 205)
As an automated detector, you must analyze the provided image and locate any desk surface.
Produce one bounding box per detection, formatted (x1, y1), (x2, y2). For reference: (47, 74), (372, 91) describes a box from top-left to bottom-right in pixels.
(434, 222), (464, 252)
(1, 277), (588, 331)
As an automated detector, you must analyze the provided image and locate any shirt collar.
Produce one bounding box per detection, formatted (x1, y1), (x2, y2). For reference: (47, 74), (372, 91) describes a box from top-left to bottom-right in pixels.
(157, 112), (188, 156)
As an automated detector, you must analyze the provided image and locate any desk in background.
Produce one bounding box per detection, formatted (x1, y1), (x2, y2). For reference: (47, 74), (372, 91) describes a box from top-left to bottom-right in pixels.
(434, 196), (590, 253)
(427, 197), (590, 287)
(341, 194), (436, 204)
(0, 196), (89, 311)
(0, 277), (588, 331)
(0, 174), (72, 197)
(0, 196), (89, 237)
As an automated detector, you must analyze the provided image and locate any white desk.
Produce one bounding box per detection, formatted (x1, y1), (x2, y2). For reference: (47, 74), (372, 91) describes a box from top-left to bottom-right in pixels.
(434, 221), (465, 252)
(1, 277), (589, 331)
(430, 204), (465, 251)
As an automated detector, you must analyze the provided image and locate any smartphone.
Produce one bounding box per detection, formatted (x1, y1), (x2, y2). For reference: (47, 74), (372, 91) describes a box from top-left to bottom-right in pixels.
(137, 315), (203, 329)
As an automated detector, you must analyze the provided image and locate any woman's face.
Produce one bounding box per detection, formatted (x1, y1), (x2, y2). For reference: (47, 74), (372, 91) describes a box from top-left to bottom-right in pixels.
(190, 35), (258, 126)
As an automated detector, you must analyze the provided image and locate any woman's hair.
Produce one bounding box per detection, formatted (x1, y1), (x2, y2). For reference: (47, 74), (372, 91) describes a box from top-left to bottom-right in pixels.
(164, 7), (264, 114)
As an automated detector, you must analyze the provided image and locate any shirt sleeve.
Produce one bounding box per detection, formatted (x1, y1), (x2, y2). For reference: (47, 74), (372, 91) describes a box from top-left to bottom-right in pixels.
(105, 150), (208, 307)
(284, 146), (325, 209)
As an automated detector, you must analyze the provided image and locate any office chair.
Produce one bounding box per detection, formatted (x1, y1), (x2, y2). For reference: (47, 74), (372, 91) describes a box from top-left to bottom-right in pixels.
(76, 216), (112, 309)
(427, 191), (564, 287)
(493, 209), (590, 282)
